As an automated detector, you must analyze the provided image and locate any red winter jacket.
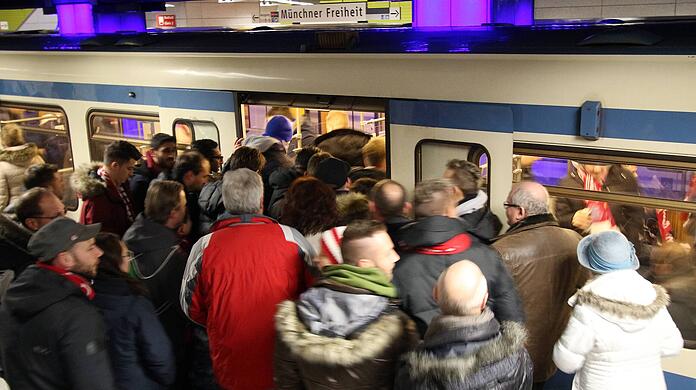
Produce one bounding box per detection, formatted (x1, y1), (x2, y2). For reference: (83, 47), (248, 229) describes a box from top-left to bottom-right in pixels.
(180, 214), (313, 390)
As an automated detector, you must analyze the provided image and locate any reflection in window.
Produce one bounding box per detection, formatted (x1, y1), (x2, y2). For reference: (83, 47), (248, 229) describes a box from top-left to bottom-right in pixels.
(0, 103), (76, 209)
(515, 151), (696, 347)
(174, 120), (220, 147)
(88, 112), (160, 162)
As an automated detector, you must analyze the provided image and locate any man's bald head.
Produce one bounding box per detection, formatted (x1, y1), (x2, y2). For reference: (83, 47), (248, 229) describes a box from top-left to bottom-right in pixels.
(435, 260), (488, 316)
(370, 179), (409, 220)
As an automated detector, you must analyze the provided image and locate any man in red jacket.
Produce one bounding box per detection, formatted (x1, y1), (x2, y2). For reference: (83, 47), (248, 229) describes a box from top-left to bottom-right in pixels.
(180, 168), (314, 390)
(73, 141), (141, 237)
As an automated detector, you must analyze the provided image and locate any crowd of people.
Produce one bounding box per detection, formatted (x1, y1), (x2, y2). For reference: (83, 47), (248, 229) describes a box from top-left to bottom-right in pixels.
(0, 116), (688, 390)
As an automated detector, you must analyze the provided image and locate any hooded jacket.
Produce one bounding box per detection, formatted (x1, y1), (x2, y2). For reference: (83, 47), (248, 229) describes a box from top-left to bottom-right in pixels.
(0, 143), (44, 209)
(244, 135), (294, 214)
(553, 270), (683, 390)
(92, 276), (175, 390)
(274, 280), (418, 390)
(72, 163), (134, 237)
(180, 214), (313, 390)
(393, 216), (525, 336)
(456, 190), (503, 243)
(0, 265), (115, 390)
(0, 213), (34, 276)
(395, 310), (533, 390)
(123, 213), (190, 368)
(491, 214), (589, 382)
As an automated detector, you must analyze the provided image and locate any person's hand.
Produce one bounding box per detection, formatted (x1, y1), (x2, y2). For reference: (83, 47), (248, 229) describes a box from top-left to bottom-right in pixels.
(233, 137), (244, 152)
(572, 208), (593, 231)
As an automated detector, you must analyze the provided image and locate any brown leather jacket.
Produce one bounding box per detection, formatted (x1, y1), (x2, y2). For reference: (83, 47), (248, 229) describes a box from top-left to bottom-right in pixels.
(273, 283), (418, 390)
(492, 214), (589, 383)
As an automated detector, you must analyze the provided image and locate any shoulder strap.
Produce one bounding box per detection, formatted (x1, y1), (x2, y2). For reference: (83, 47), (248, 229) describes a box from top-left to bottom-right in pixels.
(131, 245), (181, 280)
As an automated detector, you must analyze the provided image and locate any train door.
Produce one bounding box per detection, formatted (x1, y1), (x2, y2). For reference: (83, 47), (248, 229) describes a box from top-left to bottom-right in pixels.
(388, 100), (514, 222)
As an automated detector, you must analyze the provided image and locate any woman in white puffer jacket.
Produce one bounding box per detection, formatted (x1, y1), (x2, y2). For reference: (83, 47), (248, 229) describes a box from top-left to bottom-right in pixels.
(553, 230), (683, 390)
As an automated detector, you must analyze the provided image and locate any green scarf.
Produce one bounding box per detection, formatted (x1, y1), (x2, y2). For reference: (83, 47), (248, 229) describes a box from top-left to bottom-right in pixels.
(322, 264), (398, 298)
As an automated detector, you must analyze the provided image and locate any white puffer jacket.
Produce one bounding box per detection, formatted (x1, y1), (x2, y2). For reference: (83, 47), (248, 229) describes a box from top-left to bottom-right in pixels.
(553, 270), (683, 390)
(0, 144), (44, 209)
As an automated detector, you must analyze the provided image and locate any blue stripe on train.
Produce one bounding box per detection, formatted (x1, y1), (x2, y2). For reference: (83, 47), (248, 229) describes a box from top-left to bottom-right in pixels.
(0, 79), (236, 112)
(389, 99), (696, 145)
(542, 370), (696, 389)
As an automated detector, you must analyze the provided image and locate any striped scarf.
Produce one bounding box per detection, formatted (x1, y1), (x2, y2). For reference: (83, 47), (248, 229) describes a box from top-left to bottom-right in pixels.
(98, 167), (135, 223)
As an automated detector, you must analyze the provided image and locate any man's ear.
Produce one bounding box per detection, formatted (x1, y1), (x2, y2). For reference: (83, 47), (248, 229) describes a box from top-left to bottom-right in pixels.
(108, 161), (120, 170)
(51, 252), (73, 271)
(182, 171), (194, 185)
(24, 218), (39, 232)
(356, 258), (373, 269)
(402, 202), (413, 217)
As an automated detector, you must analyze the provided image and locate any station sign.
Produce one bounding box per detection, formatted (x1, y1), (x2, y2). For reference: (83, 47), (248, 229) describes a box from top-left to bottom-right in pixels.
(279, 3), (368, 23)
(156, 14), (176, 28)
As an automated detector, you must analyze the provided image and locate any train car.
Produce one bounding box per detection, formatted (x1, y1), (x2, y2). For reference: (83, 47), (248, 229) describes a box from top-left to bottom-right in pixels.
(1, 20), (696, 388)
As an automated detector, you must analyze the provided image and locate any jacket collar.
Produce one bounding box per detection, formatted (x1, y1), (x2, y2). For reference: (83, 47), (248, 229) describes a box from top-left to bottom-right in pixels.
(493, 213), (558, 241)
(275, 299), (406, 366)
(455, 190), (488, 216)
(210, 213), (276, 232)
(403, 320), (527, 381)
(399, 216), (469, 249)
(423, 309), (499, 353)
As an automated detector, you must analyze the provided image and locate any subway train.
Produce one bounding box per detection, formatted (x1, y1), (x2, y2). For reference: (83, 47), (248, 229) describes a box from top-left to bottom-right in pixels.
(2, 19), (696, 388)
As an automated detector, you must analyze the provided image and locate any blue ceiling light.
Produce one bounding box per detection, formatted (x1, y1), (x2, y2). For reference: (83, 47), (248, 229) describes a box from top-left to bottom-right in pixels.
(413, 0), (532, 28)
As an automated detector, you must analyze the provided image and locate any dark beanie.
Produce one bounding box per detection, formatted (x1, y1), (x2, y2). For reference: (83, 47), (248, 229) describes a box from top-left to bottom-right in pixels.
(314, 157), (350, 188)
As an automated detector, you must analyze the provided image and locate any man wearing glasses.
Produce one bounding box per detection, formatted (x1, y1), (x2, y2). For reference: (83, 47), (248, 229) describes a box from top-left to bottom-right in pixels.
(0, 188), (65, 276)
(492, 181), (589, 390)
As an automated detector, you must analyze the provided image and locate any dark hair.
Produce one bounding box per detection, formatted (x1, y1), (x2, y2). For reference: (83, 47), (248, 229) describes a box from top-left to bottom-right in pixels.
(104, 140), (142, 165)
(15, 187), (52, 226)
(370, 179), (407, 219)
(445, 159), (481, 195)
(145, 180), (184, 224)
(306, 152), (332, 176)
(24, 163), (58, 190)
(190, 139), (219, 161)
(224, 146), (266, 173)
(280, 177), (339, 236)
(94, 232), (148, 296)
(173, 151), (206, 183)
(340, 220), (387, 264)
(350, 177), (378, 196)
(295, 146), (321, 172)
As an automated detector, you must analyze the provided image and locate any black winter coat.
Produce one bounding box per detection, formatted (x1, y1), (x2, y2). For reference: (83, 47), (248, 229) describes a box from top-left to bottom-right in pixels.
(93, 277), (175, 390)
(130, 162), (158, 215)
(0, 265), (116, 390)
(395, 312), (533, 390)
(198, 180), (224, 235)
(123, 214), (190, 370)
(460, 206), (503, 244)
(267, 167), (302, 220)
(393, 216), (525, 336)
(0, 214), (34, 277)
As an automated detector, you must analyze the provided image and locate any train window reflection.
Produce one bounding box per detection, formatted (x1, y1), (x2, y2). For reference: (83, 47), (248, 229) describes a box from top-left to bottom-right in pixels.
(88, 112), (160, 161)
(515, 151), (696, 348)
(240, 104), (386, 145)
(174, 120), (220, 147)
(0, 103), (77, 210)
(416, 140), (490, 195)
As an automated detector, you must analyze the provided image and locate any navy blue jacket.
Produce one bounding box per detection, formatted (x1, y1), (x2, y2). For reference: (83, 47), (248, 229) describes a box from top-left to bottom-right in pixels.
(93, 276), (175, 390)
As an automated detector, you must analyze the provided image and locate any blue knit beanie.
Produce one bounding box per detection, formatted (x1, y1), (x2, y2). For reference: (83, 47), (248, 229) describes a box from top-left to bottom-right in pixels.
(263, 116), (293, 143)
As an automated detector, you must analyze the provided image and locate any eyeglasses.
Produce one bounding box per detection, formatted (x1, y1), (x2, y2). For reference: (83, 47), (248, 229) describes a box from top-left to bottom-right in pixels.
(503, 202), (522, 209)
(31, 208), (67, 219)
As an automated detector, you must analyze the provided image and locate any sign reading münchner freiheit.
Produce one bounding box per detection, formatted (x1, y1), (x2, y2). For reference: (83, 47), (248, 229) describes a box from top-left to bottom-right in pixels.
(279, 3), (368, 23)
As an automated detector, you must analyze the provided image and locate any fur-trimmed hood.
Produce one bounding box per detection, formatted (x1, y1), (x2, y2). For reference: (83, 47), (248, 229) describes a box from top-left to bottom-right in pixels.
(0, 143), (40, 167)
(71, 162), (107, 198)
(275, 299), (406, 366)
(569, 269), (669, 331)
(403, 319), (528, 383)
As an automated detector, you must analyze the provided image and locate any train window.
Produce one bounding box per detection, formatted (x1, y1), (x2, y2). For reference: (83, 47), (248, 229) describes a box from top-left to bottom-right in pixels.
(415, 140), (490, 194)
(88, 111), (161, 161)
(515, 146), (696, 347)
(173, 120), (220, 147)
(0, 103), (77, 210)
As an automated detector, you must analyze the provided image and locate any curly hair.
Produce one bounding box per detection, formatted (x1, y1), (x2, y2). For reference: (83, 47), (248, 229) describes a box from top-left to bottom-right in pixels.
(280, 176), (339, 236)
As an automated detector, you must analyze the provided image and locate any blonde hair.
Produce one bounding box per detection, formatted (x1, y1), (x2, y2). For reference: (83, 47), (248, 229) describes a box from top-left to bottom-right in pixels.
(1, 124), (25, 148)
(362, 136), (386, 167)
(326, 111), (350, 132)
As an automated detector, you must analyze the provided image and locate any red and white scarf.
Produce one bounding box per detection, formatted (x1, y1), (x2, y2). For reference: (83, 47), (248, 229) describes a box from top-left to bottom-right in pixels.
(577, 166), (616, 227)
(98, 167), (135, 223)
(36, 262), (95, 300)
